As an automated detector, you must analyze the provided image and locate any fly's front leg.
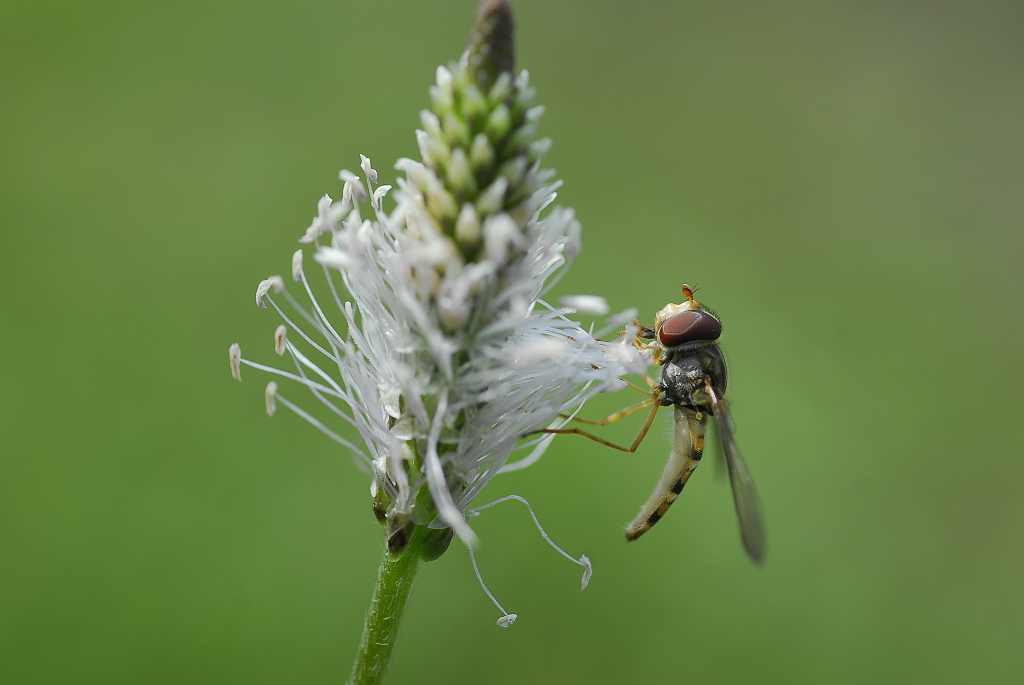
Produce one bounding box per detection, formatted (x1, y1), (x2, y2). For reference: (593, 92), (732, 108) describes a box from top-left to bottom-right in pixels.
(632, 320), (656, 345)
(538, 395), (662, 454)
(622, 319), (662, 387)
(631, 320), (664, 366)
(560, 397), (655, 426)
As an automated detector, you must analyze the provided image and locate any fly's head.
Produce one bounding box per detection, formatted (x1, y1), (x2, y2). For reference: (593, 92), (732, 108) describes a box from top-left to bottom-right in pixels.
(654, 284), (722, 352)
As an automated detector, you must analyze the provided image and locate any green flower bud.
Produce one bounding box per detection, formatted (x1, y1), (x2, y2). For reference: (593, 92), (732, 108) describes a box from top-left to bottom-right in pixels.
(417, 130), (451, 168)
(470, 133), (495, 171)
(447, 148), (476, 195)
(477, 176), (508, 215)
(461, 83), (488, 122)
(443, 112), (471, 148)
(485, 103), (511, 142)
(488, 72), (513, 105)
(419, 110), (444, 140)
(499, 156), (527, 187)
(455, 204), (482, 246)
(429, 84), (454, 117)
(428, 187), (458, 222)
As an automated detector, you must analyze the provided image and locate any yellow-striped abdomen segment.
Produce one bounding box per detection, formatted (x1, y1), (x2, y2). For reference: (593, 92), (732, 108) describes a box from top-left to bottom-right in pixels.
(625, 408), (706, 541)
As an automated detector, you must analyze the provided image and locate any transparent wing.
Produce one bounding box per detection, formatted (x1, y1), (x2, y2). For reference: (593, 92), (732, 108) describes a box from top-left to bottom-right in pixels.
(711, 397), (766, 564)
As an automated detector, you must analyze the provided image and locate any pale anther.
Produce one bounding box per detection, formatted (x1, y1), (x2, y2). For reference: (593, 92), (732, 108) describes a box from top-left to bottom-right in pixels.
(255, 276), (284, 308)
(274, 325), (287, 356)
(265, 382), (278, 416)
(228, 343), (241, 381)
(560, 295), (609, 316)
(360, 154), (378, 185)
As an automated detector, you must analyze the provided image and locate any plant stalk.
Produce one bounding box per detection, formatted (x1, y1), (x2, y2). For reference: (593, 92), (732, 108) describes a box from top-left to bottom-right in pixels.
(348, 527), (426, 685)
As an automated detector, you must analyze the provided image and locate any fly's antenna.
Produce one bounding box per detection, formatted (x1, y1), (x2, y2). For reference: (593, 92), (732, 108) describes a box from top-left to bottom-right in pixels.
(681, 283), (703, 307)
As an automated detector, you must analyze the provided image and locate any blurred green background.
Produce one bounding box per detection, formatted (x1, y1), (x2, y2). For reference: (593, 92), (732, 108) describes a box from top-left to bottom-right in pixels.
(3, 1), (1023, 683)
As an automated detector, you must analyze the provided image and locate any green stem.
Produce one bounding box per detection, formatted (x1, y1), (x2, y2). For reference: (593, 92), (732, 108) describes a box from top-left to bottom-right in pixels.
(348, 527), (426, 685)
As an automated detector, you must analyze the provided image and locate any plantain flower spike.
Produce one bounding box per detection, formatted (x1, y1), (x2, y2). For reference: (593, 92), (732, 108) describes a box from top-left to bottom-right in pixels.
(227, 0), (647, 627)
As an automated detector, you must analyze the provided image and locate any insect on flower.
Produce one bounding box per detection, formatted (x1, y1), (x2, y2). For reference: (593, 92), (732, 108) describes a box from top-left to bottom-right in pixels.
(539, 284), (766, 564)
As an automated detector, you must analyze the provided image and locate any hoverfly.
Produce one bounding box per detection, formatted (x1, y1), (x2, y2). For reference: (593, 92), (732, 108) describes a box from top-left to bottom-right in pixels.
(542, 285), (765, 564)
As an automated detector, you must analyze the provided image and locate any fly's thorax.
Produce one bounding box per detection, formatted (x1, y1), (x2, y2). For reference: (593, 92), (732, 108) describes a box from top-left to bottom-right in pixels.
(659, 344), (728, 411)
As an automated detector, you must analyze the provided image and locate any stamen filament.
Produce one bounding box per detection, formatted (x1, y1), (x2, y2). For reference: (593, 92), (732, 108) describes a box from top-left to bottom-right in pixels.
(274, 391), (372, 466)
(468, 546), (517, 629)
(267, 295), (334, 361)
(299, 271), (347, 348)
(469, 494), (592, 590)
(284, 343), (360, 431)
(238, 358), (345, 399)
(423, 390), (477, 546)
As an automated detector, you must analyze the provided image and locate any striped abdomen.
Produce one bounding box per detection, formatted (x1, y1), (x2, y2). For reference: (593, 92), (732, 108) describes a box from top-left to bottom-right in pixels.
(625, 407), (706, 541)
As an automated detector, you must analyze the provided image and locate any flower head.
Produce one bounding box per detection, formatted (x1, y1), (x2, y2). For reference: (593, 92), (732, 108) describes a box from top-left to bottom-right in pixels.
(228, 0), (648, 625)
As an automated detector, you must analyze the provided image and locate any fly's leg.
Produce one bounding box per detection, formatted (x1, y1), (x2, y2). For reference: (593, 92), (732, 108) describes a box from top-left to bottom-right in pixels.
(632, 320), (656, 344)
(622, 379), (652, 396)
(538, 399), (661, 454)
(561, 397), (655, 426)
(631, 320), (664, 365)
(618, 320), (660, 392)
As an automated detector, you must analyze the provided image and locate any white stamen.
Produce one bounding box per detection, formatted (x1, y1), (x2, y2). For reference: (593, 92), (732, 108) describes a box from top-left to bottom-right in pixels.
(470, 494), (593, 591)
(292, 249), (304, 282)
(338, 170), (368, 201)
(274, 325), (287, 356)
(513, 337), (568, 365)
(468, 546), (517, 629)
(498, 433), (554, 474)
(255, 275), (284, 308)
(483, 213), (521, 265)
(497, 614), (518, 629)
(228, 343), (241, 381)
(423, 391), (477, 546)
(315, 247), (354, 269)
(283, 344), (354, 422)
(560, 295), (609, 316)
(274, 391), (371, 465)
(265, 296), (332, 362)
(238, 358), (344, 399)
(285, 340), (345, 397)
(314, 238), (349, 316)
(296, 263), (346, 347)
(372, 185), (392, 210)
(265, 382), (278, 416)
(360, 154), (378, 185)
(595, 308), (640, 339)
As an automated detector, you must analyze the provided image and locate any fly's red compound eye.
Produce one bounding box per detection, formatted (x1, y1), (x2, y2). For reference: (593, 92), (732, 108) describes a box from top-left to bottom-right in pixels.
(658, 310), (722, 347)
